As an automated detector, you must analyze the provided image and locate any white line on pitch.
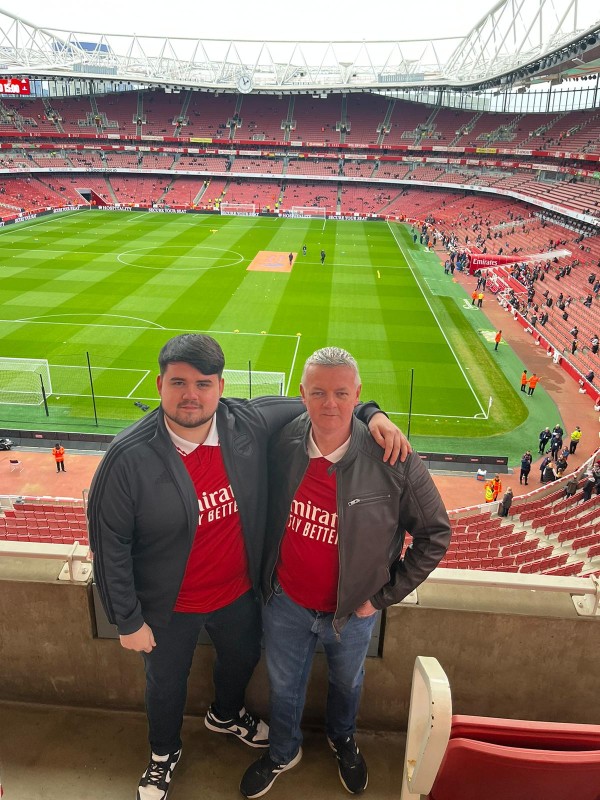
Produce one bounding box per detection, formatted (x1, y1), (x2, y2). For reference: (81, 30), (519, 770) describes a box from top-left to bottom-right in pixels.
(0, 210), (86, 237)
(127, 370), (151, 398)
(285, 335), (302, 396)
(0, 317), (298, 339)
(386, 221), (486, 417)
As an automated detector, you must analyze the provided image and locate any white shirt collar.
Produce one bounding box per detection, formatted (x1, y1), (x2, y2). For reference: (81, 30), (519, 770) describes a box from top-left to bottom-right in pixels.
(307, 428), (350, 463)
(164, 414), (219, 455)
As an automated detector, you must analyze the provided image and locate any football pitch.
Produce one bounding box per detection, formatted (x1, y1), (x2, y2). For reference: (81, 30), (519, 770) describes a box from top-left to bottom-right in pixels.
(0, 209), (530, 447)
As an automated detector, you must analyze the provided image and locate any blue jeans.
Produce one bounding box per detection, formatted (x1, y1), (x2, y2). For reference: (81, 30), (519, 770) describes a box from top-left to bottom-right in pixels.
(263, 587), (378, 764)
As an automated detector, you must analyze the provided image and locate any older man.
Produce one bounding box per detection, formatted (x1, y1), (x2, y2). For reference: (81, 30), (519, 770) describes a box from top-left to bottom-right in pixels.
(88, 334), (408, 800)
(240, 347), (450, 798)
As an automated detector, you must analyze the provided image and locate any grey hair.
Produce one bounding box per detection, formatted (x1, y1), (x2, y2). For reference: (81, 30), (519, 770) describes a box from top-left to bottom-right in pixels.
(301, 347), (361, 385)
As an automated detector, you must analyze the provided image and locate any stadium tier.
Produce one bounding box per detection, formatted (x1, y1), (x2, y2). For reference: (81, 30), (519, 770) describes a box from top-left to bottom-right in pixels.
(2, 475), (599, 574)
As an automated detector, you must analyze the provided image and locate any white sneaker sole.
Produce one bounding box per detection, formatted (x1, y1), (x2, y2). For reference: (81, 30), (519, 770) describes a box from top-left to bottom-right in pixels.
(328, 738), (369, 795)
(204, 715), (269, 748)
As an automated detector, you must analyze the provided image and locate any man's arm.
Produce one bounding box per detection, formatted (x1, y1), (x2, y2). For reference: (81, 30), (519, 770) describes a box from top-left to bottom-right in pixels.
(370, 454), (451, 609)
(88, 454), (147, 640)
(364, 410), (411, 465)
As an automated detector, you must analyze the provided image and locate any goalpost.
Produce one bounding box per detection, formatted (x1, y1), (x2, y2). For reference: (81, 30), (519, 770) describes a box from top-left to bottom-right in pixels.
(290, 206), (327, 231)
(220, 203), (257, 217)
(223, 369), (285, 399)
(291, 206), (327, 220)
(0, 357), (52, 406)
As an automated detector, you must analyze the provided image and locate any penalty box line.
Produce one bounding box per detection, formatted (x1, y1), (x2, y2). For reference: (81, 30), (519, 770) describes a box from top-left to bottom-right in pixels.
(0, 317), (299, 340)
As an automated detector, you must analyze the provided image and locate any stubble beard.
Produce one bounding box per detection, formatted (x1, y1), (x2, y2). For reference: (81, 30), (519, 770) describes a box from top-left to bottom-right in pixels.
(164, 407), (215, 430)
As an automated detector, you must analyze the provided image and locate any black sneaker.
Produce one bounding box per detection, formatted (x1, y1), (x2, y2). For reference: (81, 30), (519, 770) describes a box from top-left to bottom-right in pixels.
(204, 705), (269, 748)
(137, 749), (181, 800)
(328, 735), (368, 794)
(240, 749), (302, 798)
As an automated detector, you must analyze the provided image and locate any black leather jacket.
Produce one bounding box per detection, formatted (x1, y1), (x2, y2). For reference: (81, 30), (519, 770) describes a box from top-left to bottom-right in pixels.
(262, 414), (451, 632)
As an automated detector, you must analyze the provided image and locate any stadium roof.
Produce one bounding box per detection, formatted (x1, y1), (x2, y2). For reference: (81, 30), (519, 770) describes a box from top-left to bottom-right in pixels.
(0, 1), (598, 92)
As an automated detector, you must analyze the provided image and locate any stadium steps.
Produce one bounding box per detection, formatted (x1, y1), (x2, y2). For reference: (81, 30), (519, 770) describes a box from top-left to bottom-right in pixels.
(282, 96), (295, 143)
(377, 99), (395, 145)
(158, 178), (176, 203)
(377, 189), (406, 215)
(229, 95), (244, 141)
(88, 91), (103, 134)
(135, 90), (144, 137)
(192, 179), (209, 205)
(62, 149), (76, 168)
(174, 90), (193, 137)
(42, 98), (64, 133)
(450, 111), (482, 146)
(104, 176), (119, 204)
(339, 95), (348, 144)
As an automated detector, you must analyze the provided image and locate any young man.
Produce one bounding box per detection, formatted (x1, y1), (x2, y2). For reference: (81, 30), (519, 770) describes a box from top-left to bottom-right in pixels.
(494, 330), (502, 351)
(288, 252), (293, 266)
(320, 249), (326, 265)
(240, 347), (450, 798)
(87, 335), (408, 800)
(302, 245), (307, 256)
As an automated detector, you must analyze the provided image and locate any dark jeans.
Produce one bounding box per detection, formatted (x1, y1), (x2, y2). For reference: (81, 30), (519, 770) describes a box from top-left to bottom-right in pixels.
(142, 590), (262, 755)
(519, 469), (530, 485)
(263, 586), (377, 764)
(569, 441), (578, 454)
(56, 461), (65, 472)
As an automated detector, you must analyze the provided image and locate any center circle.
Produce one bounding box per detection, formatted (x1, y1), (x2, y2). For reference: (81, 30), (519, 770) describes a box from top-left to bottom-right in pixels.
(117, 245), (244, 271)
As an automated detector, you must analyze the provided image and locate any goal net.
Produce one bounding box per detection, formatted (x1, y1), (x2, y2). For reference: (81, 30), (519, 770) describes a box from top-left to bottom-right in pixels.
(0, 357), (52, 406)
(222, 369), (285, 399)
(291, 206), (327, 219)
(220, 203), (257, 217)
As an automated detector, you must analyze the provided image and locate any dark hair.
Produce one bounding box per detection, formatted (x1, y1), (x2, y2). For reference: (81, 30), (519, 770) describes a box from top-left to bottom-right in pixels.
(158, 334), (225, 378)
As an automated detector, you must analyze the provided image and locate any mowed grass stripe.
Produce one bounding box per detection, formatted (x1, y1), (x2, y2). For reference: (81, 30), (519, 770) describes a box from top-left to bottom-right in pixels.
(0, 212), (508, 434)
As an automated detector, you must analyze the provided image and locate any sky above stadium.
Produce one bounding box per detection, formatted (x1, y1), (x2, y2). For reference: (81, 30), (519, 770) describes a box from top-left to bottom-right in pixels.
(3, 0), (484, 41)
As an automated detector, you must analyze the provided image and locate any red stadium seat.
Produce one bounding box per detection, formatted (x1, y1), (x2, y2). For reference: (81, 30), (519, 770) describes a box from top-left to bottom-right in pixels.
(400, 657), (600, 800)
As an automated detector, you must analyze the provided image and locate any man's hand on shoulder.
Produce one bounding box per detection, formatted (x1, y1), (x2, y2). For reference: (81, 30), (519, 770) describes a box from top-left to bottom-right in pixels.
(367, 412), (412, 465)
(355, 600), (378, 618)
(119, 622), (156, 653)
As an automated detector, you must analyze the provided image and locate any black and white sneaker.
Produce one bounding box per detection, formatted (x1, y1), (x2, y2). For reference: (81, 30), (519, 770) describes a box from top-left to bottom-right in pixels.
(240, 749), (302, 798)
(204, 705), (269, 748)
(328, 735), (368, 794)
(137, 749), (181, 800)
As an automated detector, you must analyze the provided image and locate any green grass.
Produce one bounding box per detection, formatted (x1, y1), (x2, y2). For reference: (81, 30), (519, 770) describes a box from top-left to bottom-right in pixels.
(0, 209), (559, 460)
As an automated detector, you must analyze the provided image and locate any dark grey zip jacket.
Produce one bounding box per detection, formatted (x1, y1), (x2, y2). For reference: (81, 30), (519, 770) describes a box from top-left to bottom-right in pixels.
(262, 414), (451, 632)
(88, 397), (383, 635)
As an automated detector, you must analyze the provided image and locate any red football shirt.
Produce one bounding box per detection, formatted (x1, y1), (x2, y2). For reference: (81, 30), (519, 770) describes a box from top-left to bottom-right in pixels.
(277, 456), (339, 612)
(172, 430), (251, 613)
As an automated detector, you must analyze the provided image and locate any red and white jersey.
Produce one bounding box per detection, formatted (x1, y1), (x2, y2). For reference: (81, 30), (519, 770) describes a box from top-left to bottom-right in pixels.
(277, 432), (349, 612)
(166, 417), (251, 613)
